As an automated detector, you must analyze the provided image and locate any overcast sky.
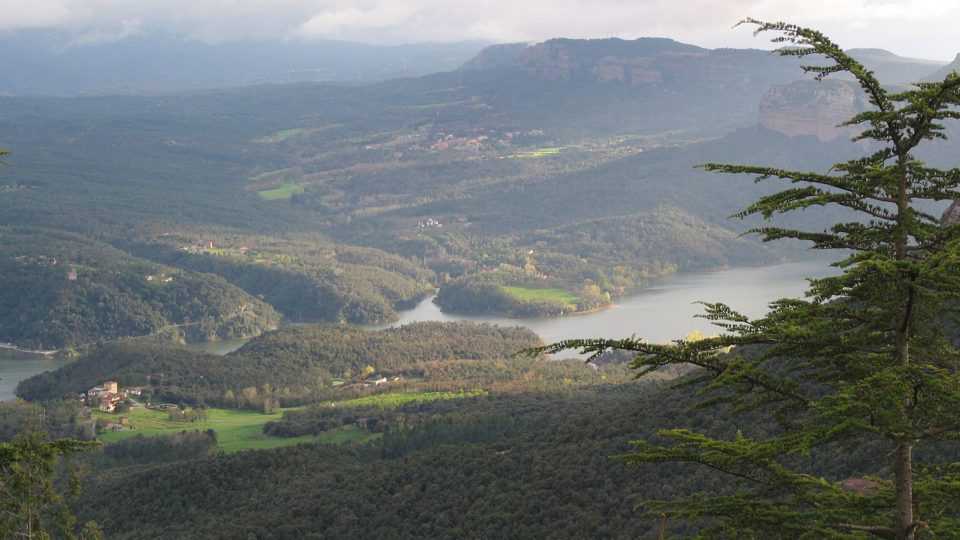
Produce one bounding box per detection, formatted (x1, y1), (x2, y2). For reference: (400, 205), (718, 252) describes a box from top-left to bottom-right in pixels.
(2, 0), (957, 61)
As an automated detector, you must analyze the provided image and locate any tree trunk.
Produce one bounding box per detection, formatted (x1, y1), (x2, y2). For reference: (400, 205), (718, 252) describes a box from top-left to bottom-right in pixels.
(893, 442), (914, 540)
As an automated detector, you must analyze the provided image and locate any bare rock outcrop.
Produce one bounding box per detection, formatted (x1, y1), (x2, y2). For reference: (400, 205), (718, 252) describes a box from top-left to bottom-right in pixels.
(941, 199), (960, 226)
(758, 79), (868, 141)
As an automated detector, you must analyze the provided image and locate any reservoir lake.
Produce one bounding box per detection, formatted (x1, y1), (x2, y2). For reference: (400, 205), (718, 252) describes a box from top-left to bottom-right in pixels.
(376, 259), (835, 350)
(0, 259), (835, 401)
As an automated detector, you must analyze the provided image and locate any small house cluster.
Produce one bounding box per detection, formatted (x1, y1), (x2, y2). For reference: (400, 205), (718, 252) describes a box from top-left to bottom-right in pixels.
(101, 418), (131, 431)
(180, 240), (217, 254)
(417, 218), (443, 229)
(431, 133), (486, 152)
(85, 381), (140, 412)
(145, 273), (174, 283)
(361, 375), (401, 388)
(363, 376), (388, 387)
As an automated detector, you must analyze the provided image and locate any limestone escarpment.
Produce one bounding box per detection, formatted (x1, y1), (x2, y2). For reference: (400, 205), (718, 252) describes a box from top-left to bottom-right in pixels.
(758, 79), (868, 141)
(462, 37), (799, 91)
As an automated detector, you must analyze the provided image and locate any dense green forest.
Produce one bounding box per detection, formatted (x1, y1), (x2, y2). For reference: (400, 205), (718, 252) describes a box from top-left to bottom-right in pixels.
(7, 355), (958, 538)
(0, 227), (280, 349)
(124, 233), (434, 324)
(433, 206), (778, 316)
(16, 322), (561, 407)
(69, 385), (664, 538)
(63, 370), (960, 539)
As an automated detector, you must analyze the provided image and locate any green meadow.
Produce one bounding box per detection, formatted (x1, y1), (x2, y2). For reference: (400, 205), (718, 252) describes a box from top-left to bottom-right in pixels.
(258, 183), (306, 201)
(319, 389), (487, 409)
(94, 390), (483, 452)
(94, 407), (380, 453)
(502, 286), (579, 305)
(510, 147), (564, 158)
(254, 124), (343, 144)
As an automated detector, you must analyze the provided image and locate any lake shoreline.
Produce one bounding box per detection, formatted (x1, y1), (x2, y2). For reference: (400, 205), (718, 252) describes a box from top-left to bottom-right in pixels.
(0, 258), (837, 399)
(0, 344), (60, 360)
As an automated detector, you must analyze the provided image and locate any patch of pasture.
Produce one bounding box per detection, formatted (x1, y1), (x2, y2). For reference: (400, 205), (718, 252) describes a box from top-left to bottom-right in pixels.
(258, 183), (306, 200)
(502, 286), (579, 305)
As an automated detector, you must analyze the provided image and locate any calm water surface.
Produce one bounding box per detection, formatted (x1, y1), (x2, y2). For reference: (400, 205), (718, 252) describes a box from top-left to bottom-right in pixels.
(187, 338), (249, 355)
(376, 259), (837, 346)
(0, 356), (72, 402)
(0, 259), (836, 400)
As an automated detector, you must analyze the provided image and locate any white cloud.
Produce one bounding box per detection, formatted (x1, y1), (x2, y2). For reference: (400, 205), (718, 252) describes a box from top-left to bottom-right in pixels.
(0, 0), (73, 29)
(297, 1), (419, 37)
(68, 17), (142, 46)
(0, 0), (956, 60)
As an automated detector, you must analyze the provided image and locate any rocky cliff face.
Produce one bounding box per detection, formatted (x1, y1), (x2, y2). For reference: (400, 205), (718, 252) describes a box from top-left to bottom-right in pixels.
(514, 46), (683, 85)
(455, 38), (879, 138)
(460, 37), (799, 90)
(758, 79), (868, 141)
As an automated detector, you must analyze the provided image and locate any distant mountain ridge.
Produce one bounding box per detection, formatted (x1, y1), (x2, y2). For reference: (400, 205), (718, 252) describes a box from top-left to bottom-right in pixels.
(448, 38), (955, 141)
(0, 29), (488, 96)
(0, 30), (953, 99)
(461, 38), (951, 86)
(846, 48), (947, 83)
(461, 37), (791, 87)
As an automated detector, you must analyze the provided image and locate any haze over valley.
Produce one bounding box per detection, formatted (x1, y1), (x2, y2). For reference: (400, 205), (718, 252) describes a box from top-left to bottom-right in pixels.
(2, 6), (959, 538)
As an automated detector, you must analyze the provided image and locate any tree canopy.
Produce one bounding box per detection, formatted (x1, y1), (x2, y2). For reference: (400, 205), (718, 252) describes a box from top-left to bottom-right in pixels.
(537, 19), (960, 539)
(0, 430), (100, 540)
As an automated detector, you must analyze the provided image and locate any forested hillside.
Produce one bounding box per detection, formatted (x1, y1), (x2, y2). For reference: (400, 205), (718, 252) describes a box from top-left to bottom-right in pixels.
(124, 234), (434, 324)
(17, 322), (549, 406)
(0, 227), (280, 349)
(68, 369), (960, 539)
(2, 37), (949, 334)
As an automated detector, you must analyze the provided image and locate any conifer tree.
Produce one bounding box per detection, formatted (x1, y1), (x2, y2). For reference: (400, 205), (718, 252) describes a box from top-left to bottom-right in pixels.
(538, 20), (960, 539)
(0, 152), (100, 540)
(0, 429), (100, 539)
